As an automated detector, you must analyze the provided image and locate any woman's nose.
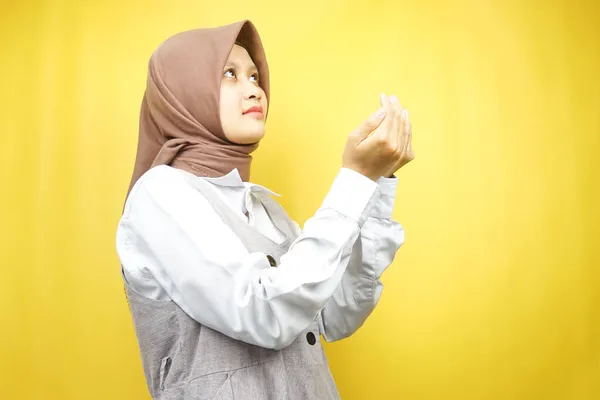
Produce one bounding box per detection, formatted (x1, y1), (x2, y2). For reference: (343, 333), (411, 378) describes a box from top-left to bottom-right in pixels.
(243, 81), (261, 100)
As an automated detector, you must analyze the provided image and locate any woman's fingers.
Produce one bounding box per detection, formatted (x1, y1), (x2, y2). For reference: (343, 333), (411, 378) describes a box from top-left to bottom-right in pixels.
(373, 93), (415, 167)
(389, 105), (414, 174)
(390, 95), (404, 149)
(406, 121), (415, 159)
(374, 93), (393, 139)
(401, 110), (410, 153)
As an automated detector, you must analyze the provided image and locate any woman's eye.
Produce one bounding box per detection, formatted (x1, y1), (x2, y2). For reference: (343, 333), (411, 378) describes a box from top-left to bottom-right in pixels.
(250, 73), (259, 83)
(224, 69), (235, 78)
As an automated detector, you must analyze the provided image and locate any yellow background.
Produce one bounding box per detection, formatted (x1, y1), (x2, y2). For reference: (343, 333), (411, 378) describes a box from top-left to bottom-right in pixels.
(2, 0), (598, 399)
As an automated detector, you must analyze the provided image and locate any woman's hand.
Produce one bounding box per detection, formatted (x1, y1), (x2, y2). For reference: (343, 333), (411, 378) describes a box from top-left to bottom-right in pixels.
(342, 93), (415, 181)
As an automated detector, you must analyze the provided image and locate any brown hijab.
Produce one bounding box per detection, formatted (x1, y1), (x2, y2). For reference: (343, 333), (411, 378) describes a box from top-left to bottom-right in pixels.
(124, 20), (270, 201)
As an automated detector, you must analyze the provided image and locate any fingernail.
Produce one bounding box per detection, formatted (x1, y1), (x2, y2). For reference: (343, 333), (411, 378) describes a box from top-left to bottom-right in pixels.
(390, 95), (398, 105)
(380, 93), (387, 104)
(376, 108), (385, 118)
(403, 109), (409, 121)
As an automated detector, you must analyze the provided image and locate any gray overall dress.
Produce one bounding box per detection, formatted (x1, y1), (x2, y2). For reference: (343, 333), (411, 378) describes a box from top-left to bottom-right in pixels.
(123, 176), (341, 399)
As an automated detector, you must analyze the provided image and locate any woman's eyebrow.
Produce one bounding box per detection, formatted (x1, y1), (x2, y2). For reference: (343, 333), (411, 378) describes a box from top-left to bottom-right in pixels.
(223, 61), (258, 73)
(224, 61), (239, 69)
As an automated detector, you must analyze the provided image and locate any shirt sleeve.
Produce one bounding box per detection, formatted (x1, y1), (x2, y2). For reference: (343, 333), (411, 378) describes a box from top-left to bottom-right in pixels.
(116, 166), (379, 350)
(316, 172), (406, 342)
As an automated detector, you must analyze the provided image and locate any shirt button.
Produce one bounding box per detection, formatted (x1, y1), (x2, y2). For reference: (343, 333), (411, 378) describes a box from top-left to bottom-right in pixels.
(306, 332), (316, 345)
(266, 255), (277, 267)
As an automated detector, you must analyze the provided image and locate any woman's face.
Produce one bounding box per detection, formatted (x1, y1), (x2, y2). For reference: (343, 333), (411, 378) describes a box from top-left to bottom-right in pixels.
(219, 44), (268, 144)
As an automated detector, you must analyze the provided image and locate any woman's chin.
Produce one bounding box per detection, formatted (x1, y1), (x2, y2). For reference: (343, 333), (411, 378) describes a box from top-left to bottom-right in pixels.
(228, 130), (265, 145)
(245, 131), (266, 144)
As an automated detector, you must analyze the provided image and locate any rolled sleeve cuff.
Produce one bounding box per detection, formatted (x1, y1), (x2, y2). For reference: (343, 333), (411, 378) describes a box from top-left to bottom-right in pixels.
(371, 175), (398, 219)
(321, 168), (379, 227)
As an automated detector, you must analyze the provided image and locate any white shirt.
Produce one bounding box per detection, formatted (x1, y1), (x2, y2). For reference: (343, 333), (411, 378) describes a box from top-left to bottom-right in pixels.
(116, 165), (405, 349)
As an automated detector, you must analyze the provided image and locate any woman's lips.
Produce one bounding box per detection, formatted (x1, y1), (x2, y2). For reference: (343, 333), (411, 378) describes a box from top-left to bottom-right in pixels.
(243, 107), (264, 118)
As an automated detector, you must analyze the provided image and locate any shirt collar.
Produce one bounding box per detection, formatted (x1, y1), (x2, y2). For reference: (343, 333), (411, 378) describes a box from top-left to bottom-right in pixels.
(202, 168), (281, 197)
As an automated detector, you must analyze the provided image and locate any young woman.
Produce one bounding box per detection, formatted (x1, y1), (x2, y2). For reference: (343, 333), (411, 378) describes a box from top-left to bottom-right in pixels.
(117, 19), (413, 400)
